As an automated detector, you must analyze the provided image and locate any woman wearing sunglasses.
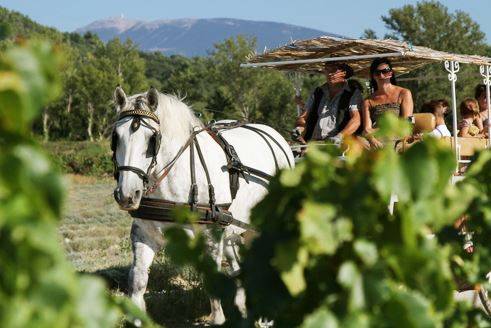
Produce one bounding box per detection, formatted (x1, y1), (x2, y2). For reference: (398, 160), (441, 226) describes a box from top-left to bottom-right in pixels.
(362, 58), (414, 148)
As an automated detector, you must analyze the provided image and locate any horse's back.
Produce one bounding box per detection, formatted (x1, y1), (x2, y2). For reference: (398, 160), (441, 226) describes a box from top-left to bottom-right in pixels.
(219, 123), (294, 228)
(220, 123), (294, 173)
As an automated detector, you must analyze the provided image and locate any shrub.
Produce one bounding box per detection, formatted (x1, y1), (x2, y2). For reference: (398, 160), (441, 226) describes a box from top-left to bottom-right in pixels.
(45, 140), (113, 176)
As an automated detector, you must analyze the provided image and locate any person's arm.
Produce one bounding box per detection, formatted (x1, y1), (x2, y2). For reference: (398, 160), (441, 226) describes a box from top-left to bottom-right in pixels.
(400, 88), (414, 118)
(295, 110), (308, 131)
(362, 98), (383, 148)
(292, 92), (315, 143)
(339, 89), (362, 136)
(294, 92), (314, 130)
(339, 110), (360, 136)
(475, 115), (484, 133)
(458, 119), (470, 137)
(362, 99), (374, 135)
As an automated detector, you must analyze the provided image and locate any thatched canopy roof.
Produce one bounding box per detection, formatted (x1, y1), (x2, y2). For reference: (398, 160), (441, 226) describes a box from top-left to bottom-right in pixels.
(242, 36), (491, 77)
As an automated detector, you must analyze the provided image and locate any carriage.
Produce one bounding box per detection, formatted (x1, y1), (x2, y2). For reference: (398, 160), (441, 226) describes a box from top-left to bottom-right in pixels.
(240, 35), (491, 315)
(240, 36), (491, 173)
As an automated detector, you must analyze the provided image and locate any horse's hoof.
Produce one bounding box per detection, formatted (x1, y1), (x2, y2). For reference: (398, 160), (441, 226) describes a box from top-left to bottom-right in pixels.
(255, 317), (274, 328)
(195, 314), (226, 326)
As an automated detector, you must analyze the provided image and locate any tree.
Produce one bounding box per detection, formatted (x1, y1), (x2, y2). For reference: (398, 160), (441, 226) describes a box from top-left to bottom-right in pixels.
(210, 36), (264, 121)
(208, 36), (299, 133)
(361, 29), (378, 39)
(381, 1), (490, 111)
(74, 37), (147, 140)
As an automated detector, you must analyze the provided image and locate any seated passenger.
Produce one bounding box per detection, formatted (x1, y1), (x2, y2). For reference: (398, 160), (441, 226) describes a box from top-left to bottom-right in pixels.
(475, 84), (490, 133)
(421, 99), (451, 137)
(293, 62), (363, 145)
(458, 98), (482, 137)
(362, 58), (414, 148)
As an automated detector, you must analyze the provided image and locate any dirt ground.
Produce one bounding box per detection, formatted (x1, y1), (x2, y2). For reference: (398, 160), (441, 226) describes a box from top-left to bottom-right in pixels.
(60, 175), (209, 327)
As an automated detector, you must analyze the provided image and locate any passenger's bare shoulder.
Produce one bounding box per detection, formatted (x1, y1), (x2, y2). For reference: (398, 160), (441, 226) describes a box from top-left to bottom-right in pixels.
(397, 86), (412, 96)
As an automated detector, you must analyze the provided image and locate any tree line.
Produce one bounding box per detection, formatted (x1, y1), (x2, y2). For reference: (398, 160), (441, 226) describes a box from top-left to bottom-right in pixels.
(1, 1), (490, 142)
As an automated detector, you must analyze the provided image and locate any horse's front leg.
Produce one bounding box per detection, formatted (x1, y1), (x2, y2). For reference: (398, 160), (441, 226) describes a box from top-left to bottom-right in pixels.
(223, 230), (247, 317)
(128, 221), (162, 311)
(203, 228), (226, 325)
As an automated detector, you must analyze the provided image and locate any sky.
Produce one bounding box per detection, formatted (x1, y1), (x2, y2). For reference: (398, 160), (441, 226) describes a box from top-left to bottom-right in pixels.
(1, 0), (490, 42)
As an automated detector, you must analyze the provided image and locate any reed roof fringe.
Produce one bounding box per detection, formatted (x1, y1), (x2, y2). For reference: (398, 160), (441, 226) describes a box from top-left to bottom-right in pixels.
(244, 36), (491, 76)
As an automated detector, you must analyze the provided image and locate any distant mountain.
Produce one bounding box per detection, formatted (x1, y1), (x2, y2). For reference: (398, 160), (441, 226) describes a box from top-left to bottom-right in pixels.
(77, 17), (342, 56)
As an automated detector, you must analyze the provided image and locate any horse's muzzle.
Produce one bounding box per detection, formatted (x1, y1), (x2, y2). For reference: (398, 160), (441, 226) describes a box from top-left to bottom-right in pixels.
(114, 187), (142, 210)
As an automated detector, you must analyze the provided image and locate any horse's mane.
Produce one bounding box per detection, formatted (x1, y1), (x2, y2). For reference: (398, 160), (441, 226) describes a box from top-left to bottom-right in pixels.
(155, 92), (204, 142)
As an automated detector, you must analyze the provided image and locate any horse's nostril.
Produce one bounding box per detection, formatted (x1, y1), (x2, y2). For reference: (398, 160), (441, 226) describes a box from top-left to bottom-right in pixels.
(134, 190), (142, 201)
(113, 187), (121, 202)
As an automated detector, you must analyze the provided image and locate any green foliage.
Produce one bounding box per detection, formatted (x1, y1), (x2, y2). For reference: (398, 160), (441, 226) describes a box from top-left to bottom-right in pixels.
(1, 3), (306, 141)
(0, 40), (154, 327)
(241, 116), (491, 327)
(45, 141), (113, 176)
(165, 115), (491, 327)
(381, 1), (490, 111)
(361, 29), (378, 39)
(0, 6), (63, 45)
(3, 3), (491, 142)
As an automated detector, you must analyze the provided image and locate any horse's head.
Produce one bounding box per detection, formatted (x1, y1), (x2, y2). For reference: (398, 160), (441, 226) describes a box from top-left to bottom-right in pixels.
(112, 86), (161, 210)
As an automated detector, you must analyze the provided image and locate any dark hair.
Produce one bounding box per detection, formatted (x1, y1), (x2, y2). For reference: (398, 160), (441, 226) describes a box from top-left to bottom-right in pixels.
(460, 98), (479, 116)
(369, 58), (397, 92)
(421, 99), (450, 116)
(325, 62), (354, 79)
(475, 84), (486, 99)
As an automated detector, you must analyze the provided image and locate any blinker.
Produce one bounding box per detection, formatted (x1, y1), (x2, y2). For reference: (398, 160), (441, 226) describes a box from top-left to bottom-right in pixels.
(131, 117), (141, 132)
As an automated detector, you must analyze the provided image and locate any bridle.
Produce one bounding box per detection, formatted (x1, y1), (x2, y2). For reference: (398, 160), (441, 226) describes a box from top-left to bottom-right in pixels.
(111, 108), (161, 189)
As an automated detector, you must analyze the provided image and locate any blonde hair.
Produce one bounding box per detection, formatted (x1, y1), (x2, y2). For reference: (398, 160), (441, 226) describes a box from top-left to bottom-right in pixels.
(460, 98), (479, 116)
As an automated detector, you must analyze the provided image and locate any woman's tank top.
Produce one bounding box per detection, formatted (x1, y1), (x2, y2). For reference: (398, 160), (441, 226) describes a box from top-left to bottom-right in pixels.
(370, 102), (401, 127)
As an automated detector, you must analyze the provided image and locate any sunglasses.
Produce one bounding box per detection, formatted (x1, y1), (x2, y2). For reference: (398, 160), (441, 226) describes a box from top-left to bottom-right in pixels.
(374, 67), (393, 76)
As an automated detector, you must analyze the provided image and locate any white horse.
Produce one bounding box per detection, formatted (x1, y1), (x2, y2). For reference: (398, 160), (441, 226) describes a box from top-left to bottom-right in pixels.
(111, 86), (294, 325)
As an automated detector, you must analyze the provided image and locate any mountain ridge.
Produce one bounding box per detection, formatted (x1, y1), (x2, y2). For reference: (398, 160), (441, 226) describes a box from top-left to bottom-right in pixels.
(77, 17), (343, 56)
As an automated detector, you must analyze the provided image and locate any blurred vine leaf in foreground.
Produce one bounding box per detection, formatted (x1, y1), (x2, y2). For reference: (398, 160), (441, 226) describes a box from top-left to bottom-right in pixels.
(0, 41), (154, 327)
(164, 115), (491, 326)
(241, 115), (491, 327)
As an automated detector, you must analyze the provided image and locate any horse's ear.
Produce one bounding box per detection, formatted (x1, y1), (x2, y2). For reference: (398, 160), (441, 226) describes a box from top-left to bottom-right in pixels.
(147, 87), (159, 111)
(114, 86), (127, 112)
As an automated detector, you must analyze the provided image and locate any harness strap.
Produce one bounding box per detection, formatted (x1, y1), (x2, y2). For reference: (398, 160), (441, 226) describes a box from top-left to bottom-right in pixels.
(242, 125), (293, 168)
(146, 129), (203, 195)
(117, 166), (149, 183)
(208, 127), (248, 199)
(130, 198), (256, 231)
(239, 165), (273, 181)
(189, 138), (198, 210)
(140, 122), (286, 231)
(193, 135), (218, 219)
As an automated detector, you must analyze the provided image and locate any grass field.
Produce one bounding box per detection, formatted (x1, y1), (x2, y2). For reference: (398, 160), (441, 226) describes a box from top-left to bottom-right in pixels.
(60, 175), (210, 327)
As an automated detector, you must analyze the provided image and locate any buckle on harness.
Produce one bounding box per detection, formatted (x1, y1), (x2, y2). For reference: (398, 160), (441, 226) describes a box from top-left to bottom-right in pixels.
(190, 183), (198, 211)
(207, 207), (233, 226)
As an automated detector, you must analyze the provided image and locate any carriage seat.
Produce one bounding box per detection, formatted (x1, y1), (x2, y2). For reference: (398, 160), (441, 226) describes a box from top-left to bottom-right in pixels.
(413, 113), (436, 134)
(440, 137), (488, 157)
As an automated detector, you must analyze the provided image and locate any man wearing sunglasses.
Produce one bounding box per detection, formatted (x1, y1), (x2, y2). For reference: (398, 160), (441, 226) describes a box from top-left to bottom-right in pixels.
(293, 62), (362, 145)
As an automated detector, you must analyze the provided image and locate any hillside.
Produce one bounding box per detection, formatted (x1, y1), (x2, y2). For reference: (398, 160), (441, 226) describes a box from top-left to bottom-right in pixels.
(77, 17), (341, 56)
(0, 6), (62, 41)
